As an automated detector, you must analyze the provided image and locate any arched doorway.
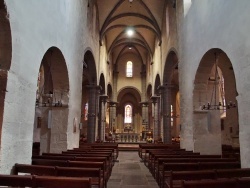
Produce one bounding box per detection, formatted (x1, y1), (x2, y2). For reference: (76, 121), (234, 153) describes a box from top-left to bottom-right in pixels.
(0, 0), (12, 147)
(193, 48), (238, 154)
(33, 47), (69, 154)
(80, 50), (98, 143)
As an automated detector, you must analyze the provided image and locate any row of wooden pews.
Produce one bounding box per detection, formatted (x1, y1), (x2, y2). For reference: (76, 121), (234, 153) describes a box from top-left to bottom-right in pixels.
(0, 143), (118, 188)
(139, 143), (250, 188)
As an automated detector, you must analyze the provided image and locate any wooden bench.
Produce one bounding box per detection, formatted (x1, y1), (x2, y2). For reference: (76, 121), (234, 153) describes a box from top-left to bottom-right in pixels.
(155, 158), (238, 181)
(0, 174), (91, 188)
(180, 178), (237, 188)
(14, 164), (103, 188)
(32, 159), (109, 187)
(33, 154), (112, 173)
(0, 174), (33, 187)
(138, 144), (180, 159)
(78, 143), (119, 159)
(150, 155), (230, 174)
(163, 168), (250, 188)
(159, 162), (241, 187)
(34, 175), (92, 188)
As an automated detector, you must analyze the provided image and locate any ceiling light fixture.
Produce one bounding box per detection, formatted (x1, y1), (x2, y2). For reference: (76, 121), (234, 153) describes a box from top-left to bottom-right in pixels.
(129, 0), (133, 7)
(127, 28), (134, 37)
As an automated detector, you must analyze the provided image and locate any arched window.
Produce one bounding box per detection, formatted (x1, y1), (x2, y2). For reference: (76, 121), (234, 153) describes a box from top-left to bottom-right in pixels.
(126, 61), (133, 77)
(124, 104), (132, 123)
(84, 102), (88, 121)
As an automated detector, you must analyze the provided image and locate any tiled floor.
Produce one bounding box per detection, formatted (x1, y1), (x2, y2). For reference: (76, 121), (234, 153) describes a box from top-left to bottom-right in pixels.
(107, 151), (159, 188)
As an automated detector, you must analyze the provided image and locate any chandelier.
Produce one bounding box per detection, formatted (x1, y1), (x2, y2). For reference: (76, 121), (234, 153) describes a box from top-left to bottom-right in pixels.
(202, 53), (237, 110)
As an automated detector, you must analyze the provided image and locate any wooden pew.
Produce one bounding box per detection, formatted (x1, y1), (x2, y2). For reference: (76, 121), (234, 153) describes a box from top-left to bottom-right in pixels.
(138, 144), (180, 159)
(159, 162), (241, 188)
(0, 174), (33, 187)
(78, 143), (119, 159)
(13, 164), (103, 188)
(150, 155), (230, 174)
(32, 154), (112, 173)
(0, 174), (91, 188)
(165, 170), (216, 188)
(32, 159), (109, 187)
(56, 166), (103, 188)
(34, 175), (92, 188)
(163, 168), (250, 188)
(155, 158), (238, 181)
(180, 178), (237, 188)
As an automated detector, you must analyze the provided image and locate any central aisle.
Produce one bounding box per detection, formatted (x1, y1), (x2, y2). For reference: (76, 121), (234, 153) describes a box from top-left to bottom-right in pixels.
(107, 151), (159, 188)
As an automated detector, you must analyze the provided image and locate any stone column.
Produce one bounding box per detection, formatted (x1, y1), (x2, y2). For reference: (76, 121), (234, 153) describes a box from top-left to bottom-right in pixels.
(159, 84), (173, 143)
(112, 71), (119, 132)
(99, 95), (108, 141)
(140, 102), (149, 130)
(113, 71), (119, 102)
(109, 101), (118, 133)
(86, 85), (100, 143)
(151, 95), (160, 142)
(141, 71), (146, 102)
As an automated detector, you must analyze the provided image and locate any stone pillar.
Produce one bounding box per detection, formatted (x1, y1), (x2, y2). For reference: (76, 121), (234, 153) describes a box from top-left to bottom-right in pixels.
(113, 71), (119, 102)
(159, 84), (174, 143)
(141, 71), (146, 102)
(112, 71), (119, 132)
(109, 101), (118, 133)
(99, 95), (108, 141)
(87, 85), (100, 143)
(141, 102), (149, 130)
(151, 95), (160, 142)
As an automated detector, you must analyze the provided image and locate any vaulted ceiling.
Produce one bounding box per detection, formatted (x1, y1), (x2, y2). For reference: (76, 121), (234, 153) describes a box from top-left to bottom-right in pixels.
(96, 0), (167, 65)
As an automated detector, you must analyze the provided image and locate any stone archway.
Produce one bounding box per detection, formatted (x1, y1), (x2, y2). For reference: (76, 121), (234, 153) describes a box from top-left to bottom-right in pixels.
(81, 50), (98, 143)
(34, 47), (69, 154)
(117, 87), (141, 139)
(0, 0), (12, 147)
(162, 50), (179, 143)
(193, 48), (238, 155)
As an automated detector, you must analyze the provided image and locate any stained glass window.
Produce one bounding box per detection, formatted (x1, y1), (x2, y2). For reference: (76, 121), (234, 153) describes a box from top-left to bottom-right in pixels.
(126, 61), (133, 77)
(124, 104), (132, 123)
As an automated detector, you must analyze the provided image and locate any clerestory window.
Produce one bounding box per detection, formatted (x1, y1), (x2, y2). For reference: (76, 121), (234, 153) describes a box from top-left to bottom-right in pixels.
(126, 61), (133, 77)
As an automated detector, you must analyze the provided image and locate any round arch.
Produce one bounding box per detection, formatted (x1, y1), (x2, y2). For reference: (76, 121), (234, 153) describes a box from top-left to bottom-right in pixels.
(116, 87), (142, 134)
(34, 46), (70, 154)
(193, 48), (238, 154)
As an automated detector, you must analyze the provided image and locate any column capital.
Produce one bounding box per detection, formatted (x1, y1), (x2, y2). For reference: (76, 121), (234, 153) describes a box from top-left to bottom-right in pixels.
(139, 101), (149, 106)
(108, 101), (119, 106)
(151, 95), (160, 104)
(100, 95), (108, 103)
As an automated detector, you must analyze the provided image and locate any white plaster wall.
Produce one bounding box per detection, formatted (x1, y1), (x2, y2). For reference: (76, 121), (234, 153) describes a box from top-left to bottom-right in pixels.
(179, 0), (250, 165)
(1, 0), (100, 173)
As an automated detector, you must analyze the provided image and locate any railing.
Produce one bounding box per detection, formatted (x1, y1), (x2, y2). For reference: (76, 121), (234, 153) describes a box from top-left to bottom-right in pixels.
(116, 133), (139, 142)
